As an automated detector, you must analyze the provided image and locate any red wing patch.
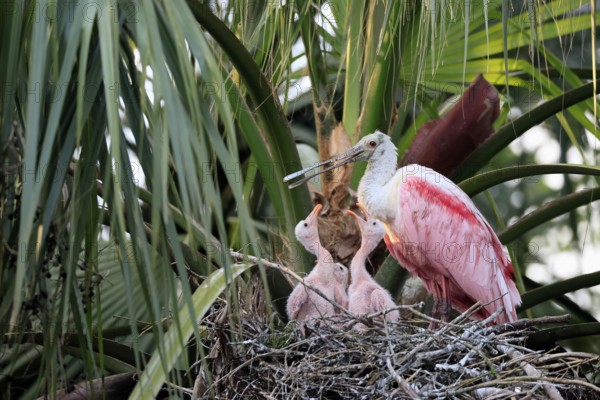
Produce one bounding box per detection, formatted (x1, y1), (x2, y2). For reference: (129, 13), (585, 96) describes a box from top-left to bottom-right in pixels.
(406, 177), (479, 225)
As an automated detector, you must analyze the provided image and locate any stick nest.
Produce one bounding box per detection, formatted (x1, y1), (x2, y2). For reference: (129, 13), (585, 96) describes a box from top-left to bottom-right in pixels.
(191, 297), (599, 400)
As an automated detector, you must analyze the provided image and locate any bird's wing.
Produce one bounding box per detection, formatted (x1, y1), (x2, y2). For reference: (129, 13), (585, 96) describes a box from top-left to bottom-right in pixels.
(369, 287), (393, 313)
(286, 285), (309, 321)
(391, 173), (520, 321)
(333, 286), (348, 310)
(369, 288), (399, 322)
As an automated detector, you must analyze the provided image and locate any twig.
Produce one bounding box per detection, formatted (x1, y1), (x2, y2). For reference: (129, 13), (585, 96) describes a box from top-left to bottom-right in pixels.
(383, 320), (420, 399)
(386, 356), (420, 398)
(538, 352), (600, 363)
(435, 363), (482, 378)
(497, 344), (565, 400)
(487, 315), (571, 334)
(199, 253), (600, 399)
(230, 250), (352, 317)
(396, 302), (487, 371)
(472, 387), (518, 399)
(480, 307), (505, 326)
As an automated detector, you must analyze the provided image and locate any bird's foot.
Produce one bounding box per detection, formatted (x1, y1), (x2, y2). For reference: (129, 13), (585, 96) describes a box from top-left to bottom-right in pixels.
(428, 303), (441, 330)
(439, 299), (452, 322)
(428, 298), (452, 329)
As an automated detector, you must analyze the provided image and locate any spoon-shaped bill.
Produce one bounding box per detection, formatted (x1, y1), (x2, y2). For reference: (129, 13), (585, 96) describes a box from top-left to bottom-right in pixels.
(283, 159), (333, 182)
(285, 146), (365, 189)
(287, 164), (334, 189)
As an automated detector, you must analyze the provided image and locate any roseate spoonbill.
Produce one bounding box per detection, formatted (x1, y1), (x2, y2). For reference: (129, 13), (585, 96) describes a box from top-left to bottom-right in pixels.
(346, 208), (399, 330)
(285, 131), (521, 326)
(286, 204), (349, 324)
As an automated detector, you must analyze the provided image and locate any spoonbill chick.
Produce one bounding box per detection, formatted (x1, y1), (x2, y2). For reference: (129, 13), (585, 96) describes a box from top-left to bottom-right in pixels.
(346, 207), (399, 330)
(287, 205), (349, 326)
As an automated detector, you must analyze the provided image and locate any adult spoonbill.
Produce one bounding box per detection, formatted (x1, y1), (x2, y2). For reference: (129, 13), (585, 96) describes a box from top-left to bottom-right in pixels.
(285, 131), (521, 325)
(346, 207), (399, 330)
(287, 204), (349, 324)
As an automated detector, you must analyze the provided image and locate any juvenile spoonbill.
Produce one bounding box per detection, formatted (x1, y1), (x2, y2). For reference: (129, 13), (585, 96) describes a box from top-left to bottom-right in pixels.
(286, 205), (349, 325)
(346, 207), (399, 330)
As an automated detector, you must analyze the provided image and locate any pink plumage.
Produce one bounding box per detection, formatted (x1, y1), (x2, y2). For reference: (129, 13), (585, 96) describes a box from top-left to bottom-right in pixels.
(286, 204), (349, 326)
(286, 131), (521, 326)
(352, 132), (521, 326)
(346, 208), (399, 330)
(382, 172), (520, 324)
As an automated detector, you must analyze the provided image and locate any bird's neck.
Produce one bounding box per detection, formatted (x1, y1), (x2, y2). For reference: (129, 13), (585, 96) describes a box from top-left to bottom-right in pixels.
(350, 245), (376, 285)
(312, 242), (336, 277)
(357, 144), (398, 222)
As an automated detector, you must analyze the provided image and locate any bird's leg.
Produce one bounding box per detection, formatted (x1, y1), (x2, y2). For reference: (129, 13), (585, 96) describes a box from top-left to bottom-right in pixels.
(439, 278), (452, 322)
(428, 298), (442, 329)
(428, 280), (452, 329)
(428, 284), (445, 329)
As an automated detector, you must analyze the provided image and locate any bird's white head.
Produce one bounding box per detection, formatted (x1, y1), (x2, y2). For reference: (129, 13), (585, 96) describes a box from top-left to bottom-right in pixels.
(342, 131), (396, 164)
(294, 204), (323, 254)
(284, 130), (396, 189)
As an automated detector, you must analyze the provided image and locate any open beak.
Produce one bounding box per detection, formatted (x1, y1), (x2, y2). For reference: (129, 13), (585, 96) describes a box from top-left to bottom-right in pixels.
(305, 203), (323, 224)
(284, 145), (365, 189)
(345, 209), (367, 232)
(355, 203), (370, 219)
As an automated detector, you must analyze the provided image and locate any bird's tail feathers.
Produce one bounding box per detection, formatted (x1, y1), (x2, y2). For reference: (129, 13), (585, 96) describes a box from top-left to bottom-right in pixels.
(496, 274), (521, 322)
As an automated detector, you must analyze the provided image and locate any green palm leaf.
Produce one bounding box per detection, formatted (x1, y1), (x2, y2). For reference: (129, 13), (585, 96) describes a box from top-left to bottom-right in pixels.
(129, 262), (252, 399)
(2, 0), (599, 397)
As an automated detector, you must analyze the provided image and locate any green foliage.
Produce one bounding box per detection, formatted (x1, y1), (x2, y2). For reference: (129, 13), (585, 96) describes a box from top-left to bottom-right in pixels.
(0, 0), (599, 398)
(129, 262), (252, 399)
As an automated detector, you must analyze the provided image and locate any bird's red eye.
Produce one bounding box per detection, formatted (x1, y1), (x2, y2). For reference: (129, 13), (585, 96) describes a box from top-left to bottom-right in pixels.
(369, 140), (377, 147)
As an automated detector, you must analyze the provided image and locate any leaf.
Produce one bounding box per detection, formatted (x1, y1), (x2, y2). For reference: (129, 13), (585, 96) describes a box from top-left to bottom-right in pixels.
(351, 0), (403, 187)
(527, 323), (600, 350)
(400, 75), (500, 176)
(128, 263), (253, 399)
(452, 81), (600, 182)
(498, 188), (600, 244)
(459, 164), (600, 196)
(522, 276), (598, 324)
(185, 1), (312, 228)
(520, 270), (600, 311)
(342, 1), (364, 139)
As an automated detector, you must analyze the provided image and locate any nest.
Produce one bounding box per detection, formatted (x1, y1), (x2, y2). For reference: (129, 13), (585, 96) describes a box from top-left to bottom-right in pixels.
(190, 301), (599, 399)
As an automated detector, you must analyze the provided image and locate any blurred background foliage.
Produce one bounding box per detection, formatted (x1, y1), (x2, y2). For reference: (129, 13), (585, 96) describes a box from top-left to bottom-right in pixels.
(0, 0), (599, 397)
